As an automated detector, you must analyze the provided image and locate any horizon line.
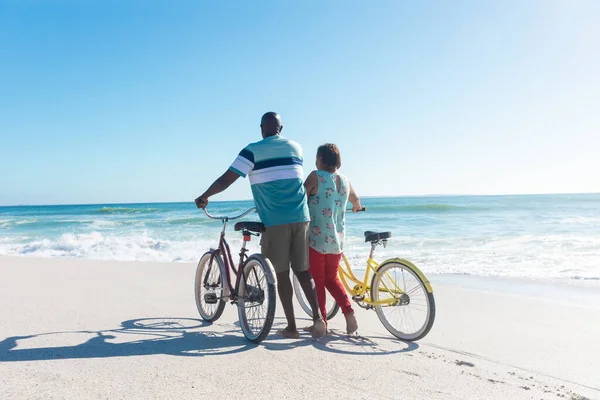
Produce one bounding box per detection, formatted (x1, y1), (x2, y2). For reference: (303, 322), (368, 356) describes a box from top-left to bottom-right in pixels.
(1, 191), (598, 208)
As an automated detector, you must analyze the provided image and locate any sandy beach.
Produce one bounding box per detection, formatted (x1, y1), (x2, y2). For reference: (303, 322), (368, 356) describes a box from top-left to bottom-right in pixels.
(1, 255), (598, 400)
(3, 0), (599, 398)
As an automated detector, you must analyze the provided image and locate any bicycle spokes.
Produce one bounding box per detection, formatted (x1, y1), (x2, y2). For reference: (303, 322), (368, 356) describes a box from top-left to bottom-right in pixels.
(377, 270), (407, 300)
(203, 262), (223, 303)
(241, 265), (266, 303)
(373, 262), (434, 341)
(195, 253), (227, 322)
(237, 257), (276, 343)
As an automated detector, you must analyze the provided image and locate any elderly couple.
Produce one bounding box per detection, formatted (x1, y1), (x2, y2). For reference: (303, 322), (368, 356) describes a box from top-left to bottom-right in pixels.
(195, 112), (362, 339)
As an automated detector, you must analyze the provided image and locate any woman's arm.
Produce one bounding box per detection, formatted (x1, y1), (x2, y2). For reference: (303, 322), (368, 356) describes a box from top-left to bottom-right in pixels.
(348, 181), (363, 212)
(304, 171), (318, 197)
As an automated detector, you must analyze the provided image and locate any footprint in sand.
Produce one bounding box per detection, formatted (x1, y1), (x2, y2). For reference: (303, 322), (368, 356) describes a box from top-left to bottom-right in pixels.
(455, 360), (475, 367)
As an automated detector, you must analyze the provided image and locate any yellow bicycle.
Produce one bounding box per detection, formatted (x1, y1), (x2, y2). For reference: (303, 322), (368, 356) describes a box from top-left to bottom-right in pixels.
(294, 222), (436, 341)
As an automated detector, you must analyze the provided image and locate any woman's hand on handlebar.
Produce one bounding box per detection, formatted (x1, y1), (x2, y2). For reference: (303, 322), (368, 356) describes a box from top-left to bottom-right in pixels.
(350, 201), (366, 212)
(352, 203), (363, 213)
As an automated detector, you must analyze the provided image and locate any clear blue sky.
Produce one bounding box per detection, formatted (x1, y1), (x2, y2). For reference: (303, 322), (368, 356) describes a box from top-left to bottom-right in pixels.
(1, 0), (598, 205)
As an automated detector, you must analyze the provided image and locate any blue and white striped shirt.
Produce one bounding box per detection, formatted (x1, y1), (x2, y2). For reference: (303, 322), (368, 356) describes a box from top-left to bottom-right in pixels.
(229, 135), (310, 227)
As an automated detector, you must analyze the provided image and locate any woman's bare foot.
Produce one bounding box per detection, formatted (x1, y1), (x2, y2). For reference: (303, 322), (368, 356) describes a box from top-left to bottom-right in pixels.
(302, 324), (329, 334)
(277, 327), (300, 339)
(345, 312), (358, 334)
(311, 319), (327, 338)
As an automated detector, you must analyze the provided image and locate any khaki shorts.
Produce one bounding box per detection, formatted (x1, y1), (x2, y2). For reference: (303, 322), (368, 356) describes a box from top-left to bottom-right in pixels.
(260, 222), (309, 274)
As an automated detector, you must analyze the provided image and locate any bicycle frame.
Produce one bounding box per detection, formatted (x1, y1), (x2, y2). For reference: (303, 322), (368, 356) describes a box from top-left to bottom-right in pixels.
(337, 241), (434, 306)
(203, 208), (257, 301)
(337, 248), (389, 306)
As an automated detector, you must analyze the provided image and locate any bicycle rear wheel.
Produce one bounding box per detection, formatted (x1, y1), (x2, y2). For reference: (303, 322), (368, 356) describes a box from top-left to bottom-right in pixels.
(370, 261), (435, 341)
(292, 274), (340, 321)
(195, 251), (227, 322)
(237, 254), (277, 343)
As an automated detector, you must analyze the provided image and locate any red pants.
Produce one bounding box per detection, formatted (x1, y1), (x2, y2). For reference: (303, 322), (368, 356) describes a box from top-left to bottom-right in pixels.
(308, 247), (354, 324)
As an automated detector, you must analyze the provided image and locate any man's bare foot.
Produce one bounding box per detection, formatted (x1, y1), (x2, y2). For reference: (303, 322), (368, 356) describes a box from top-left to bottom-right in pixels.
(277, 327), (300, 339)
(345, 312), (358, 334)
(311, 319), (327, 338)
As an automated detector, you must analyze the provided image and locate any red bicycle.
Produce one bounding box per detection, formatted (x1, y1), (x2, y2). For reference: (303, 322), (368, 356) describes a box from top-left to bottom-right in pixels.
(195, 207), (277, 343)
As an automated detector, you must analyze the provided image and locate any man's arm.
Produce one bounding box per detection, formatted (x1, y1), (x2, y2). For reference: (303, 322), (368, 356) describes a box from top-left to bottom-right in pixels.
(304, 171), (318, 197)
(195, 170), (240, 209)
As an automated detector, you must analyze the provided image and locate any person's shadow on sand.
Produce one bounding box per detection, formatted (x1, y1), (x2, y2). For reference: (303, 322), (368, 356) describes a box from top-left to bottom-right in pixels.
(0, 317), (417, 363)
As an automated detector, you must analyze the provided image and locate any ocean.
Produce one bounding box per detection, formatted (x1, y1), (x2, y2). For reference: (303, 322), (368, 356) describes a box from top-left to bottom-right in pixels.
(1, 194), (599, 281)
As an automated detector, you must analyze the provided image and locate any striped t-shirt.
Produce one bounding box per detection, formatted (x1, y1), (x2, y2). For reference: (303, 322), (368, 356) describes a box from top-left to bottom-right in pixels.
(229, 135), (310, 227)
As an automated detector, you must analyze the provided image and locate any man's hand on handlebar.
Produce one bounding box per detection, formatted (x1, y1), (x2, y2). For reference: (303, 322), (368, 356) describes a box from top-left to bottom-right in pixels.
(195, 196), (209, 209)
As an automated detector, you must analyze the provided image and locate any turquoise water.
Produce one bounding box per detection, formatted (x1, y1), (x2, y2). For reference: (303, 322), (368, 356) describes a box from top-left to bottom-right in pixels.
(1, 194), (599, 280)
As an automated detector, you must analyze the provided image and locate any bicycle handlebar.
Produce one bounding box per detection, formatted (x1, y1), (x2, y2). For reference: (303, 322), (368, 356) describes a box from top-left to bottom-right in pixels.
(203, 207), (257, 221)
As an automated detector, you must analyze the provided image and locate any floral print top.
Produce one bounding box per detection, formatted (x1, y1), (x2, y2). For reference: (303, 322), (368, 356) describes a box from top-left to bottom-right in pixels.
(308, 170), (350, 254)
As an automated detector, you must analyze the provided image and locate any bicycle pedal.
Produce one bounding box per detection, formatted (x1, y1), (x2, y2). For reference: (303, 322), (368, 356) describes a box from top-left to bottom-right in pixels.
(204, 293), (219, 304)
(246, 285), (265, 303)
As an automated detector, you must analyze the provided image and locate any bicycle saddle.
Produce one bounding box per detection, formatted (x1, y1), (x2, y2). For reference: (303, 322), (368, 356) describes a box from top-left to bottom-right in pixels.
(234, 221), (265, 233)
(364, 231), (392, 243)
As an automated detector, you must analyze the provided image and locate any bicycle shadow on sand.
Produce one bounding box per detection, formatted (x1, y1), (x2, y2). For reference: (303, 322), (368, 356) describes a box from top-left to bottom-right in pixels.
(0, 317), (418, 363)
(0, 317), (258, 362)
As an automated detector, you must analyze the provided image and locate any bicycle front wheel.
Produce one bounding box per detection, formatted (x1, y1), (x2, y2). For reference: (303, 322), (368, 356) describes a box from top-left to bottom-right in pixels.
(370, 261), (435, 341)
(237, 254), (277, 343)
(195, 251), (227, 322)
(292, 274), (340, 321)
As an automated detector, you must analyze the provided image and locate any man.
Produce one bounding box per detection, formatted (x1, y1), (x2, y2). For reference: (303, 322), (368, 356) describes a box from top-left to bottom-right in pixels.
(195, 112), (326, 339)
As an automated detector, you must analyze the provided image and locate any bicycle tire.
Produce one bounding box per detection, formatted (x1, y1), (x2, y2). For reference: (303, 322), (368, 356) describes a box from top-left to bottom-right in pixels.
(370, 261), (436, 341)
(237, 254), (277, 343)
(292, 274), (340, 321)
(195, 251), (227, 322)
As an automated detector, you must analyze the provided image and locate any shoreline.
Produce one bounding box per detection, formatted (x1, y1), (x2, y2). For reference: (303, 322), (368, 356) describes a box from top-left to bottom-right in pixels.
(2, 253), (599, 292)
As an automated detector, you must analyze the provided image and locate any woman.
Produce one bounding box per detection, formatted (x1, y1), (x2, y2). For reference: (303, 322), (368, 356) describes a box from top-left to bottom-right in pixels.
(304, 143), (362, 334)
